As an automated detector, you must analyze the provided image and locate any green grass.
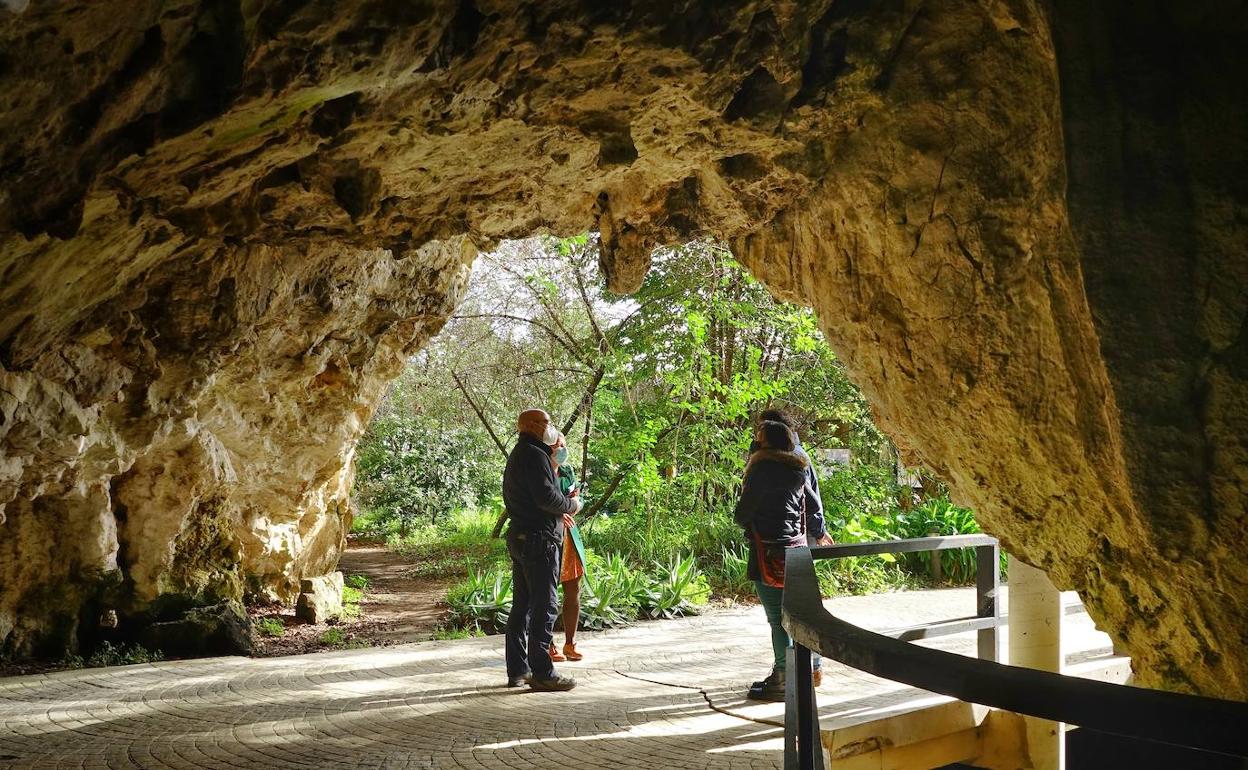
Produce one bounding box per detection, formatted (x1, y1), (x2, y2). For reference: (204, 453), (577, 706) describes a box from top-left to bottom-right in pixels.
(431, 625), (484, 641)
(256, 617), (285, 637)
(320, 628), (346, 646)
(386, 507), (508, 580)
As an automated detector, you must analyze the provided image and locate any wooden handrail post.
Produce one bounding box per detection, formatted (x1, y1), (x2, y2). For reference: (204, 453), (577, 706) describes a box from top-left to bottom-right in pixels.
(785, 643), (823, 770)
(1008, 555), (1065, 769)
(976, 542), (1001, 662)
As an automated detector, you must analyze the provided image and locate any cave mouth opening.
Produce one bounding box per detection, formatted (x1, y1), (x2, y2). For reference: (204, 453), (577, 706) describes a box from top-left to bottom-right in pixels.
(338, 233), (981, 647)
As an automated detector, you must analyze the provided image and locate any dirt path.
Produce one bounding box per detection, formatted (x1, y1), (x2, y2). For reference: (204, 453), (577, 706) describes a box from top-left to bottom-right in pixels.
(337, 539), (451, 644)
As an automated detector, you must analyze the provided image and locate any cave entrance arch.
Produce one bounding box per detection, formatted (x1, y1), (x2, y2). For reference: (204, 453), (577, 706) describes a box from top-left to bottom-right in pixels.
(0, 0), (1244, 700)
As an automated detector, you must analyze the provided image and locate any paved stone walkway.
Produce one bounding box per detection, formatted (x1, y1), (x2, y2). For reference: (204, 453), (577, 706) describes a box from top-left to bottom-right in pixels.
(0, 588), (1114, 769)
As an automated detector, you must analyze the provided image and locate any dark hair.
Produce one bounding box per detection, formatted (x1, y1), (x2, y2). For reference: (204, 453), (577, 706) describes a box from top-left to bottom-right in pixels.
(759, 408), (793, 429)
(759, 420), (795, 452)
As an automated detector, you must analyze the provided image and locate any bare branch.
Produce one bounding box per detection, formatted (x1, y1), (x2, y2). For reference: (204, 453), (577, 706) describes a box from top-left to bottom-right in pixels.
(451, 370), (510, 459)
(561, 365), (606, 436)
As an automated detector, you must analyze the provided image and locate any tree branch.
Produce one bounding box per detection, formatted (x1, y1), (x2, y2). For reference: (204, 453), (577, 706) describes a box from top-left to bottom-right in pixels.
(450, 370), (509, 459)
(453, 313), (584, 361)
(580, 423), (678, 521)
(561, 364), (606, 436)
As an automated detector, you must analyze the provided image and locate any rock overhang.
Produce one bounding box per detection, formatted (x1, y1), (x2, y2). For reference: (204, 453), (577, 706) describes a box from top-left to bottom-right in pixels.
(0, 0), (1244, 698)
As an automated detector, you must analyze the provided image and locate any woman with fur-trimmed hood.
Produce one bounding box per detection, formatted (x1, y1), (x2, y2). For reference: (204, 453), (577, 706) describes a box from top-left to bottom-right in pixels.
(734, 420), (830, 701)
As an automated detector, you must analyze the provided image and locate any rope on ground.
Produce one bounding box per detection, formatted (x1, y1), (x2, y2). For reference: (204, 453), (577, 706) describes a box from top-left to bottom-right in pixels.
(611, 669), (785, 728)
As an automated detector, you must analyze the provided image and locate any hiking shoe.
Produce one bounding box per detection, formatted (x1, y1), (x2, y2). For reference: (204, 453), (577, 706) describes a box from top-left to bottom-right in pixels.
(530, 674), (576, 692)
(752, 667), (820, 689)
(562, 642), (583, 661)
(747, 669), (786, 702)
(750, 668), (780, 690)
(507, 674), (533, 688)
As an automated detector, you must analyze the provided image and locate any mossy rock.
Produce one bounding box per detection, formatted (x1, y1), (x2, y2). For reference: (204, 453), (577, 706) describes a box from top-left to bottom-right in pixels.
(138, 600), (252, 658)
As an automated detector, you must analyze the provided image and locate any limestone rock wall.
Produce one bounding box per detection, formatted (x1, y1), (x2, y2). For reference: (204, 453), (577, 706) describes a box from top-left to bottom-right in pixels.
(0, 1), (1243, 696)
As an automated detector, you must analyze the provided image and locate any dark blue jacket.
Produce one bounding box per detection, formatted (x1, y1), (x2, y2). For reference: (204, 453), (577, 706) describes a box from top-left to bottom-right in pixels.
(502, 433), (577, 542)
(792, 443), (826, 542)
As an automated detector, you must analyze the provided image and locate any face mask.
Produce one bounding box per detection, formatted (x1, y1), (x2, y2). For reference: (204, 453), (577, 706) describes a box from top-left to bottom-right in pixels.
(542, 424), (559, 444)
(555, 447), (569, 465)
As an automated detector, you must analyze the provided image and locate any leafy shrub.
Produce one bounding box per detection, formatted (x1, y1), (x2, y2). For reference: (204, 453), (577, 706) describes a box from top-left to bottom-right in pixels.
(820, 464), (903, 531)
(354, 421), (498, 535)
(704, 543), (752, 598)
(86, 642), (164, 668)
(344, 574), (370, 590)
(888, 496), (986, 583)
(320, 628), (346, 646)
(818, 500), (912, 595)
(256, 617), (285, 637)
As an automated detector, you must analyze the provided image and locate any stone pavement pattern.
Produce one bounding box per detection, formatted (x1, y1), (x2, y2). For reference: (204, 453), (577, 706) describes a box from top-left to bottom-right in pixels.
(0, 588), (1113, 769)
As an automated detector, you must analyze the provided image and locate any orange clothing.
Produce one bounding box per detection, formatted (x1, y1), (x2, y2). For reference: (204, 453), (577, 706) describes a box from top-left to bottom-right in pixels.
(560, 528), (585, 583)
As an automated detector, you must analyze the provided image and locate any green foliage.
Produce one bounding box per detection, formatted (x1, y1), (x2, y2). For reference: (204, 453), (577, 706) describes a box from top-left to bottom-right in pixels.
(354, 234), (991, 605)
(578, 555), (640, 630)
(389, 506), (507, 580)
(340, 584), (365, 620)
(85, 642), (164, 668)
(255, 617), (285, 637)
(354, 420), (497, 535)
(442, 549), (712, 634)
(318, 628), (374, 649)
(344, 574), (370, 590)
(431, 624), (485, 641)
(887, 496), (995, 583)
(320, 628), (346, 646)
(704, 543), (753, 598)
(637, 555), (711, 619)
(446, 566), (514, 634)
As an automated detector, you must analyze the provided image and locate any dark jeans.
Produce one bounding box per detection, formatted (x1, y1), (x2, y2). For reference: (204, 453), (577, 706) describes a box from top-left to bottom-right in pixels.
(505, 533), (562, 680)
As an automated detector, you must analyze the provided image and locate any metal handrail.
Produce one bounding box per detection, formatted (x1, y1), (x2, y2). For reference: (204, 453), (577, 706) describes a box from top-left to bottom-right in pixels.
(781, 543), (1248, 769)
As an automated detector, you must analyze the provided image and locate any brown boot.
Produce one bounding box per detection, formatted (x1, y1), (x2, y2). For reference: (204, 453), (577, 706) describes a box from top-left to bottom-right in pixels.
(562, 642), (583, 661)
(548, 642), (566, 662)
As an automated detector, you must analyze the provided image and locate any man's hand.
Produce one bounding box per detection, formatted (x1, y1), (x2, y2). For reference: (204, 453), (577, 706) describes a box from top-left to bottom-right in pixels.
(814, 533), (835, 547)
(563, 513), (576, 530)
(569, 488), (579, 498)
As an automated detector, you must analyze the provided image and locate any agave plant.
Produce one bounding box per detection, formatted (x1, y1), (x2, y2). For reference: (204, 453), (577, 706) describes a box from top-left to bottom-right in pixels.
(639, 555), (711, 619)
(446, 567), (513, 634)
(580, 558), (640, 630)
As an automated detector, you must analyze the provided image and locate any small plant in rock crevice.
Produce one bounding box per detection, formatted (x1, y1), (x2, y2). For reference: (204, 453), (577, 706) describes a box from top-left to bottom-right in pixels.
(255, 617), (285, 637)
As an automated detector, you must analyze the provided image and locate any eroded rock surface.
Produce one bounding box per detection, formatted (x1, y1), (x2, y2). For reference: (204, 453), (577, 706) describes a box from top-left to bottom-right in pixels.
(0, 1), (1244, 696)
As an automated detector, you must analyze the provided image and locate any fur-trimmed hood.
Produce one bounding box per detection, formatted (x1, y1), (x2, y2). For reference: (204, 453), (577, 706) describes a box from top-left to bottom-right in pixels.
(745, 447), (808, 473)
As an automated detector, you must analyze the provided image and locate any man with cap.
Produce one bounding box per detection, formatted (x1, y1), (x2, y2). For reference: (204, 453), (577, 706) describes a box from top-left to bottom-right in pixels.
(502, 408), (582, 691)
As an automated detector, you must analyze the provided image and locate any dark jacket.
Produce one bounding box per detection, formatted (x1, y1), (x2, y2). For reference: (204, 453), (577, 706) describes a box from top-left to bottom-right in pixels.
(735, 448), (821, 581)
(743, 441), (827, 540)
(503, 433), (577, 543)
(793, 443), (827, 541)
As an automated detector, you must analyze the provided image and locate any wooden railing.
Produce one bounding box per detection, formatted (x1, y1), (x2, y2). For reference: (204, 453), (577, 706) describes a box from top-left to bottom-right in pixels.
(780, 538), (1248, 770)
